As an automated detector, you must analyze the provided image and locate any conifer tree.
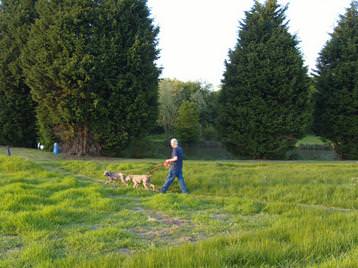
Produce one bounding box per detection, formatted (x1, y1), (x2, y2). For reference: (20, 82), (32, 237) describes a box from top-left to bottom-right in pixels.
(314, 1), (358, 159)
(218, 0), (311, 159)
(0, 0), (37, 147)
(21, 0), (160, 155)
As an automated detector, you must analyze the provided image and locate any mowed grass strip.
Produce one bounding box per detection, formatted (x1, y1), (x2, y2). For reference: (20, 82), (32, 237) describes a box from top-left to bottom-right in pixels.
(0, 153), (357, 267)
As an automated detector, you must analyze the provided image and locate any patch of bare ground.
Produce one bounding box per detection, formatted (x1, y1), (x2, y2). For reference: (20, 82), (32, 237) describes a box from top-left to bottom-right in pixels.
(0, 235), (23, 258)
(129, 208), (208, 246)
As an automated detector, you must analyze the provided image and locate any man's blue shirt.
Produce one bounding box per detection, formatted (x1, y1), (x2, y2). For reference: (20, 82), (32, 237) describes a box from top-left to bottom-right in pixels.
(171, 146), (184, 172)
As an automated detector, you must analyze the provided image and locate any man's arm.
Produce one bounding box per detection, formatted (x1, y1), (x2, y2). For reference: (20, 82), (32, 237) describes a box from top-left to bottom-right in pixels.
(165, 148), (178, 164)
(165, 156), (177, 164)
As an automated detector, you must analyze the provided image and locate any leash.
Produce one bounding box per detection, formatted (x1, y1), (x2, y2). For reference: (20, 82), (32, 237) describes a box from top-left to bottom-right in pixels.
(148, 162), (165, 175)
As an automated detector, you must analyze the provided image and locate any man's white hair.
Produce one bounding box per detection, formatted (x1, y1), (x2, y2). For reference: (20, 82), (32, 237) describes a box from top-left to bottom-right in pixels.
(170, 138), (178, 146)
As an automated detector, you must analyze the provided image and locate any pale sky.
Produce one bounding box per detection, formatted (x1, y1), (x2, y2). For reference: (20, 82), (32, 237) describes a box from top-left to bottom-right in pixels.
(147, 0), (352, 88)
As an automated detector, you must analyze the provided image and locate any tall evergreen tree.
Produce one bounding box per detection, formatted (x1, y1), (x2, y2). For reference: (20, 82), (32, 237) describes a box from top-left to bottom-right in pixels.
(314, 1), (358, 159)
(218, 0), (311, 159)
(21, 0), (160, 155)
(0, 0), (37, 147)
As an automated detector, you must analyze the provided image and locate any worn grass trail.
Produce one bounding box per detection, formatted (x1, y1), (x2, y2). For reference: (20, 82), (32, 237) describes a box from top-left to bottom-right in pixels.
(0, 148), (357, 267)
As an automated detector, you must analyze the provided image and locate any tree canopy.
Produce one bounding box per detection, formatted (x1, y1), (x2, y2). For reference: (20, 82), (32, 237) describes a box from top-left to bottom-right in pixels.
(314, 1), (358, 159)
(0, 0), (37, 147)
(218, 0), (311, 159)
(21, 0), (160, 155)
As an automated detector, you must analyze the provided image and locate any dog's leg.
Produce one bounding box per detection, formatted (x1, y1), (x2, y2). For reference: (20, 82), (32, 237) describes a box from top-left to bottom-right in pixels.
(143, 182), (149, 190)
(133, 181), (138, 188)
(120, 176), (127, 186)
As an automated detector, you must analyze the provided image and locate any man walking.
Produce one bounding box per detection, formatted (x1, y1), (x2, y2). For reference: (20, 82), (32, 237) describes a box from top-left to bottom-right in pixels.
(160, 138), (189, 193)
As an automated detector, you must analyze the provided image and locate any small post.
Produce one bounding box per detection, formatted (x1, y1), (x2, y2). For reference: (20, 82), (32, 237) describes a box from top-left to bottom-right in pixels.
(7, 145), (11, 156)
(53, 142), (59, 155)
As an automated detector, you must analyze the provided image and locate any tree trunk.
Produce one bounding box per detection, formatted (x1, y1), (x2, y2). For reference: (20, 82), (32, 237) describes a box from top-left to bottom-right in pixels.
(60, 125), (100, 156)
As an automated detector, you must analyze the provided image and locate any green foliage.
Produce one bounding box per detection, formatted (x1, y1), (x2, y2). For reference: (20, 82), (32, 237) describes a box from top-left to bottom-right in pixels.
(0, 0), (37, 147)
(158, 79), (218, 139)
(191, 84), (219, 132)
(157, 79), (201, 135)
(218, 0), (311, 159)
(175, 101), (200, 144)
(157, 79), (182, 135)
(21, 0), (160, 155)
(313, 1), (358, 159)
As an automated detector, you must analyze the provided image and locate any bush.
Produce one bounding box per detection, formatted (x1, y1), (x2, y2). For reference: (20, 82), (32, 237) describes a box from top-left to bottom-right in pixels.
(175, 101), (200, 144)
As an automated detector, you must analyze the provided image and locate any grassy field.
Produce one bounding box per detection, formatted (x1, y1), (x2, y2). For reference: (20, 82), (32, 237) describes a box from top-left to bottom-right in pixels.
(0, 147), (357, 267)
(296, 135), (328, 146)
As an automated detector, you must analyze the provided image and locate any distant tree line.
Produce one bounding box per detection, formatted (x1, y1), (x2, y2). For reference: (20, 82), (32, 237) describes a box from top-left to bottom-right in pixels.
(0, 0), (357, 159)
(157, 79), (218, 144)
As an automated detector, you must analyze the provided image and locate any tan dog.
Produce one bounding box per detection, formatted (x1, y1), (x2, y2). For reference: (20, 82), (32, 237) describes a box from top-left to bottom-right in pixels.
(103, 170), (127, 185)
(125, 174), (155, 191)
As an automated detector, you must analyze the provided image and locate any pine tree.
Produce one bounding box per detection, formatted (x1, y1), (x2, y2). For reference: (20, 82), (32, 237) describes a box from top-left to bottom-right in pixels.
(218, 0), (311, 159)
(21, 0), (160, 155)
(313, 1), (358, 159)
(175, 101), (200, 144)
(0, 0), (37, 147)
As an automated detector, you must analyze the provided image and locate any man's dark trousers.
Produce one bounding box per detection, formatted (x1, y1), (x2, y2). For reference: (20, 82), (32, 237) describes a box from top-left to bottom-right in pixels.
(161, 169), (188, 193)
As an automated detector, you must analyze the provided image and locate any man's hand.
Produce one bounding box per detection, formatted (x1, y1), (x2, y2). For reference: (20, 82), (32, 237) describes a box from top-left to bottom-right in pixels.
(163, 156), (177, 168)
(163, 160), (170, 168)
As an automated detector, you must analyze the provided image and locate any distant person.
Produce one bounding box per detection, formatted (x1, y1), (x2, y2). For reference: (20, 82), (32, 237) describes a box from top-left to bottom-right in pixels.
(7, 145), (11, 156)
(160, 138), (189, 193)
